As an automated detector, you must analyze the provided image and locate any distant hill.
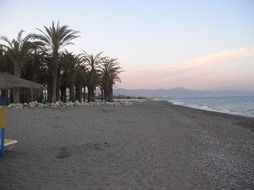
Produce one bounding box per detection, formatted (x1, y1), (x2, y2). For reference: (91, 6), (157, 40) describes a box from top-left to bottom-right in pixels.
(113, 88), (254, 98)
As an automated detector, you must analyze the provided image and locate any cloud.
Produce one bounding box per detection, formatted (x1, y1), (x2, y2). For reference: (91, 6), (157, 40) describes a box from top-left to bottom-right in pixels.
(159, 47), (254, 72)
(119, 48), (254, 89)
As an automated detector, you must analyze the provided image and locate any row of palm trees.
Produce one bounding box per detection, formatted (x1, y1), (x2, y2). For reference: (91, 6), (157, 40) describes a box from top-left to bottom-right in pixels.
(0, 21), (122, 103)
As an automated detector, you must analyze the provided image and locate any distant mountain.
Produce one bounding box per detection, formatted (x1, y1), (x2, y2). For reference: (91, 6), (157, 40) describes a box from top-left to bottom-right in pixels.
(113, 88), (254, 98)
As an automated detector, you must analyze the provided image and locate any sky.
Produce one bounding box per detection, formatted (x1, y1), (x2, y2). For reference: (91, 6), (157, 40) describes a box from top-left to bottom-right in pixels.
(0, 0), (254, 90)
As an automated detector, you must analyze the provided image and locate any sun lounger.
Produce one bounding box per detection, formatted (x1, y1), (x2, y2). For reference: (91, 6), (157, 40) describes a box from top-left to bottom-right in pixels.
(0, 139), (18, 151)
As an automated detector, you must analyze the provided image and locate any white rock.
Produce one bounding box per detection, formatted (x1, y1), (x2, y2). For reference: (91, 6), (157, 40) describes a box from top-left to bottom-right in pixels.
(88, 102), (96, 106)
(15, 103), (24, 109)
(51, 103), (58, 108)
(95, 102), (103, 106)
(113, 102), (121, 106)
(58, 101), (64, 106)
(29, 101), (37, 108)
(75, 100), (81, 106)
(80, 102), (89, 106)
(123, 102), (133, 106)
(65, 102), (74, 107)
(8, 103), (23, 109)
(37, 103), (46, 108)
(7, 104), (15, 109)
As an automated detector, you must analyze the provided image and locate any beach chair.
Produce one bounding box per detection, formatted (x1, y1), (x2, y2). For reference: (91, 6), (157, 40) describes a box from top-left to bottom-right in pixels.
(0, 107), (18, 157)
(0, 139), (18, 151)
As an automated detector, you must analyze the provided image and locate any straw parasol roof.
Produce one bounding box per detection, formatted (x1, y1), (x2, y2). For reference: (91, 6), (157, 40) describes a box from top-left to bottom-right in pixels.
(0, 72), (44, 89)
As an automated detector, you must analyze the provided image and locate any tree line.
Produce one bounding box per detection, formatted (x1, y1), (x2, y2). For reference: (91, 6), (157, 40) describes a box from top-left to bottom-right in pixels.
(0, 21), (122, 103)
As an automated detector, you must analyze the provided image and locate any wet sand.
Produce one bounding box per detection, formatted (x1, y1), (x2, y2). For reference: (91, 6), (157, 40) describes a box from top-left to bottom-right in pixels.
(0, 101), (254, 190)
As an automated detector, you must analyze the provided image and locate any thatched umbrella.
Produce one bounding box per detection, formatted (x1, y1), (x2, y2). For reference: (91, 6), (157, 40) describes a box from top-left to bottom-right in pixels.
(0, 72), (44, 157)
(0, 72), (44, 89)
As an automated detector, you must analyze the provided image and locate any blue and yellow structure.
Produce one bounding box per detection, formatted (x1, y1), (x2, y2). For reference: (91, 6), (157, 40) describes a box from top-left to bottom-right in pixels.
(0, 106), (6, 157)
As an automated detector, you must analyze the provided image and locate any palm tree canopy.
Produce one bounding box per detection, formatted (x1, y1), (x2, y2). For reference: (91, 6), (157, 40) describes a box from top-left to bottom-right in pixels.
(29, 21), (80, 54)
(59, 51), (83, 86)
(100, 57), (122, 84)
(60, 51), (82, 74)
(82, 51), (105, 87)
(82, 51), (104, 69)
(0, 30), (42, 66)
(75, 64), (88, 85)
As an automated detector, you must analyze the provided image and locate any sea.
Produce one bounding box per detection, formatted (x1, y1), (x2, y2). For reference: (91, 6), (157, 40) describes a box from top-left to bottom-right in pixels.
(164, 96), (254, 118)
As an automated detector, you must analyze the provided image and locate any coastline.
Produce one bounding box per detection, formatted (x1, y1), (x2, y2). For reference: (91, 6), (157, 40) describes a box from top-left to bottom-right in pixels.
(162, 96), (254, 118)
(0, 100), (253, 189)
(166, 100), (254, 132)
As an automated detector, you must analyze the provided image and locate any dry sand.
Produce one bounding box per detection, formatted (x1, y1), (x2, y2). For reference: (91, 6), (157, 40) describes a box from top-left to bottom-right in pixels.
(0, 100), (254, 190)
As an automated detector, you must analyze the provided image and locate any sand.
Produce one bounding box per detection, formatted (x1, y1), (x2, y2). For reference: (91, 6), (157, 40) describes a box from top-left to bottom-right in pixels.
(0, 100), (254, 190)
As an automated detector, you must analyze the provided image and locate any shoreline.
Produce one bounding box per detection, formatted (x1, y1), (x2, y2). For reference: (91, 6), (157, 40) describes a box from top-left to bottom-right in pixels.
(156, 97), (254, 118)
(169, 100), (254, 118)
(167, 101), (254, 132)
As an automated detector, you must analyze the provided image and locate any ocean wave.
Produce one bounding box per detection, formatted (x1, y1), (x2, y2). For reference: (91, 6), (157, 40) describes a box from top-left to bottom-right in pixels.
(168, 99), (254, 118)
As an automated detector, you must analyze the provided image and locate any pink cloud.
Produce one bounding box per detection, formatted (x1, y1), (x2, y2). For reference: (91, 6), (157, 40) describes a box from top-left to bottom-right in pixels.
(118, 48), (254, 89)
(163, 48), (254, 72)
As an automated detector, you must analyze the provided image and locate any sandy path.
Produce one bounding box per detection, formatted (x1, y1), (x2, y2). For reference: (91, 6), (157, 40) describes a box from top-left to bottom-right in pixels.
(0, 101), (253, 190)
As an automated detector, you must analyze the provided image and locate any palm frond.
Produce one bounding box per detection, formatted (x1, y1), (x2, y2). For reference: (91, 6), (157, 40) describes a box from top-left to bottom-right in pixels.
(0, 36), (13, 49)
(17, 30), (25, 43)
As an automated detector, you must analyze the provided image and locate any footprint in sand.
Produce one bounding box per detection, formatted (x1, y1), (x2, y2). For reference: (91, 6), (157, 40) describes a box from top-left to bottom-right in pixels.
(57, 147), (71, 159)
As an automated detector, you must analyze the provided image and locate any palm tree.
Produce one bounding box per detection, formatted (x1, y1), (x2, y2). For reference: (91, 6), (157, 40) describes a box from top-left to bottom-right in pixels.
(0, 45), (13, 73)
(82, 51), (104, 102)
(59, 51), (82, 102)
(30, 21), (79, 102)
(42, 54), (54, 101)
(0, 30), (41, 102)
(22, 48), (45, 82)
(100, 57), (122, 102)
(75, 64), (88, 102)
(21, 48), (47, 102)
(0, 45), (11, 104)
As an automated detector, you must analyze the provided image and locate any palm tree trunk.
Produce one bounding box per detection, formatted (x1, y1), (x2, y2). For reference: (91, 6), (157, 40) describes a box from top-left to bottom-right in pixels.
(38, 90), (43, 102)
(88, 86), (92, 102)
(47, 83), (52, 102)
(51, 70), (57, 102)
(13, 63), (21, 103)
(10, 89), (13, 103)
(88, 85), (95, 102)
(60, 86), (66, 102)
(104, 82), (110, 102)
(31, 89), (36, 102)
(103, 85), (106, 101)
(70, 82), (75, 102)
(76, 84), (82, 102)
(56, 84), (60, 101)
(83, 86), (86, 102)
(100, 87), (104, 102)
(108, 83), (113, 102)
(51, 54), (58, 102)
(0, 89), (8, 105)
(13, 88), (20, 103)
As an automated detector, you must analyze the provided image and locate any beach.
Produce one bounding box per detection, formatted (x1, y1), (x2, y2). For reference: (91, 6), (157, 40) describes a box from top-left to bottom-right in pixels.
(0, 100), (254, 190)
